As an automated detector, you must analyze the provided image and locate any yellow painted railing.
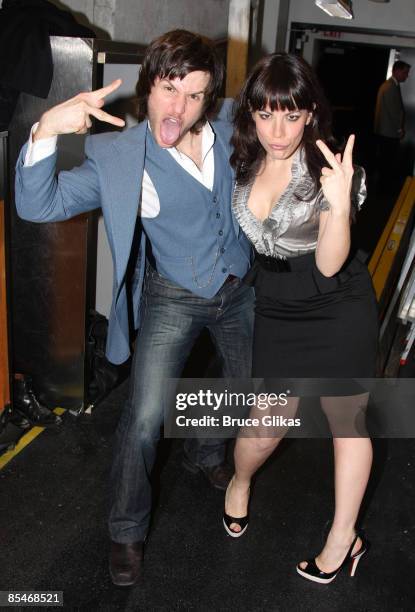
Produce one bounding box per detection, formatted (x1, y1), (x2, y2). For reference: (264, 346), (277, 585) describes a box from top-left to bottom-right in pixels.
(369, 177), (415, 301)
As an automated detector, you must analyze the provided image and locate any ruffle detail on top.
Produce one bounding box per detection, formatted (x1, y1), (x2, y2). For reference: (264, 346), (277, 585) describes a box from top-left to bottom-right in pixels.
(232, 147), (367, 258)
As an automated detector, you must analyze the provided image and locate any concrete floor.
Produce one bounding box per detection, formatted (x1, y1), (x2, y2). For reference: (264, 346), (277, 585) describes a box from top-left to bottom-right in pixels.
(0, 378), (414, 610)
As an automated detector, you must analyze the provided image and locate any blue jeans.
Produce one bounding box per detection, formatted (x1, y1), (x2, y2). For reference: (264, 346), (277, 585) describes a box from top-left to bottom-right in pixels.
(109, 266), (254, 543)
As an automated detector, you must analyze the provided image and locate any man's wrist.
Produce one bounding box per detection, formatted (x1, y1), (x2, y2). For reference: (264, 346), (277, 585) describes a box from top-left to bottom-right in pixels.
(33, 122), (56, 142)
(24, 123), (58, 167)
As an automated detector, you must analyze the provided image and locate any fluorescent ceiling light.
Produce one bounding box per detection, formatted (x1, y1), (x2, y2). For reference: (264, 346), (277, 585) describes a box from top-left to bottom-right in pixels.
(315, 0), (353, 19)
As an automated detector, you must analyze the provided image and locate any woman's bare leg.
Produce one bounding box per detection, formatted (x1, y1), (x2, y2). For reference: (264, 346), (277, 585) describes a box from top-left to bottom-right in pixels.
(225, 397), (299, 532)
(299, 394), (372, 570)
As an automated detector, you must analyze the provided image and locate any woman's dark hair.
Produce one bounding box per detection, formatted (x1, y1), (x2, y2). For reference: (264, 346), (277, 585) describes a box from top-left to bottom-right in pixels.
(136, 29), (224, 133)
(231, 53), (338, 200)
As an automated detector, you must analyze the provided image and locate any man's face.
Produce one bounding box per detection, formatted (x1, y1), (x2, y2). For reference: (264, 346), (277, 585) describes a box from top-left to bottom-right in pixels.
(395, 67), (410, 83)
(147, 71), (211, 147)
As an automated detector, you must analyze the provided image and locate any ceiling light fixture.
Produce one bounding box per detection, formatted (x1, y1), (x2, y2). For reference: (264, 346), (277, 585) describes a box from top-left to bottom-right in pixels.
(315, 0), (353, 19)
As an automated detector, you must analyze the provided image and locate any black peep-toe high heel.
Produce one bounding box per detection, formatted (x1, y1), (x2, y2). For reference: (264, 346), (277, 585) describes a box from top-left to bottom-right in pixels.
(223, 478), (249, 538)
(223, 511), (249, 538)
(296, 532), (370, 584)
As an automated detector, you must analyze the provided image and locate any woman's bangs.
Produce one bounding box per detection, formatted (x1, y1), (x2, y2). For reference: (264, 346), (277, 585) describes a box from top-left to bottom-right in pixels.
(250, 69), (312, 112)
(267, 90), (299, 112)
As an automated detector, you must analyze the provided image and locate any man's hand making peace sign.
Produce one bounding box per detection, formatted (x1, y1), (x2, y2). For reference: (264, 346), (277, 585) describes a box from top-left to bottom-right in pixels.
(33, 79), (125, 141)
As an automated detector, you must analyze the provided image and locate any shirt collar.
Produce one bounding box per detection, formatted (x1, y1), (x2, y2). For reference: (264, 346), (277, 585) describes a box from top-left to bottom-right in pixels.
(146, 119), (215, 162)
(292, 146), (307, 179)
(201, 121), (216, 162)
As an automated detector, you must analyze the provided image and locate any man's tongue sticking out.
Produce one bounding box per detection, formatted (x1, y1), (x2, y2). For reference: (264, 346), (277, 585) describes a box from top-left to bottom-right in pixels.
(160, 118), (181, 146)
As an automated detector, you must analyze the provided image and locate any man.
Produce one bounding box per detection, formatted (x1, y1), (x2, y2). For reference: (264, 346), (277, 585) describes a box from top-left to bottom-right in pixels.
(374, 59), (411, 193)
(14, 30), (253, 586)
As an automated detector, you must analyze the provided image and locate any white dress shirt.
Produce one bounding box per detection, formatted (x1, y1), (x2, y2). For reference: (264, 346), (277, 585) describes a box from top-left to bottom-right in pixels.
(24, 121), (216, 218)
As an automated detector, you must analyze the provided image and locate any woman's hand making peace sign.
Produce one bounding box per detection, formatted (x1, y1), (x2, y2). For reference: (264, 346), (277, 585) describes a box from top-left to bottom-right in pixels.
(316, 134), (355, 215)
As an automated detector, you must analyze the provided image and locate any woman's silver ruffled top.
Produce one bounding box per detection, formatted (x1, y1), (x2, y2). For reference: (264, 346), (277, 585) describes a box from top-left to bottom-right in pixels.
(232, 147), (366, 259)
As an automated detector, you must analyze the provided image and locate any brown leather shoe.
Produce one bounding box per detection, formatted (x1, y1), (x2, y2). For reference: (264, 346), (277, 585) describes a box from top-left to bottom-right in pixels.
(182, 455), (232, 491)
(109, 541), (143, 586)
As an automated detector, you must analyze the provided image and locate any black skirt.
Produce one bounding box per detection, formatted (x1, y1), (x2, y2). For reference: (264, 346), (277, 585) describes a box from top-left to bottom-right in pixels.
(246, 251), (379, 395)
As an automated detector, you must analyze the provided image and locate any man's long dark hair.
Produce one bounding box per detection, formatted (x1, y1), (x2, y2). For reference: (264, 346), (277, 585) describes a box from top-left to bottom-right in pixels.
(231, 53), (338, 200)
(136, 29), (224, 133)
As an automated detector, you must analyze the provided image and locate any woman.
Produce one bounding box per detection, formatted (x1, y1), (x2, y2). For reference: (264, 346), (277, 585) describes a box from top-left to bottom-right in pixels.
(223, 53), (378, 584)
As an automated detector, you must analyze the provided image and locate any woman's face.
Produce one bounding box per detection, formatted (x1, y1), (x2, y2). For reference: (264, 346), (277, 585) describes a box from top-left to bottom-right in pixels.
(251, 105), (312, 162)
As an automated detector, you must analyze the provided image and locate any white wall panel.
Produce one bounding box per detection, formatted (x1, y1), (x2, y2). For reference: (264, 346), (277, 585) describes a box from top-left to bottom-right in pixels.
(289, 0), (415, 33)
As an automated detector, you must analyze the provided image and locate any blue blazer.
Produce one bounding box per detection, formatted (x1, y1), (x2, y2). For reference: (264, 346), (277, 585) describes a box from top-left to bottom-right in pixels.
(15, 117), (240, 364)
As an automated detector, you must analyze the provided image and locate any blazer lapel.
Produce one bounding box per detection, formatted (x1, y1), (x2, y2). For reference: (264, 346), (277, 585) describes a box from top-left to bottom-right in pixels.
(211, 119), (240, 237)
(102, 122), (147, 286)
